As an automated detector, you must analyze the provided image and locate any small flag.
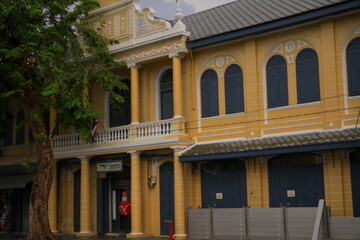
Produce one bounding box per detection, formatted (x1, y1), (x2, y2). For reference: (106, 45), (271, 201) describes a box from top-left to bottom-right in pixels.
(91, 118), (99, 138)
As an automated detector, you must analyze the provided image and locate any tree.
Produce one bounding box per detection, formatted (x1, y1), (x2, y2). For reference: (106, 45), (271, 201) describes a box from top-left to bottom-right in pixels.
(0, 1), (126, 239)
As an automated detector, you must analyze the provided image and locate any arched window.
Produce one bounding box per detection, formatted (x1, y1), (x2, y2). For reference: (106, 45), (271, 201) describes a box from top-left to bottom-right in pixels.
(160, 69), (173, 120)
(201, 69), (219, 118)
(3, 114), (13, 147)
(225, 64), (244, 114)
(347, 37), (360, 96)
(109, 79), (131, 127)
(16, 110), (25, 145)
(296, 48), (320, 103)
(266, 55), (288, 108)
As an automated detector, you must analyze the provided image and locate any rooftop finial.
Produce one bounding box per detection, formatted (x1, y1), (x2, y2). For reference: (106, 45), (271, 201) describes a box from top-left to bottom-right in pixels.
(175, 0), (183, 22)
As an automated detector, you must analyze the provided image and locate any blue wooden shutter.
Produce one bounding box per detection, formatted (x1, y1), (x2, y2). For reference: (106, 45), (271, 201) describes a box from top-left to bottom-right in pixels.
(16, 110), (25, 145)
(347, 37), (360, 96)
(160, 69), (174, 120)
(267, 55), (288, 108)
(109, 79), (131, 127)
(225, 64), (245, 114)
(296, 48), (320, 104)
(3, 114), (13, 147)
(201, 69), (219, 118)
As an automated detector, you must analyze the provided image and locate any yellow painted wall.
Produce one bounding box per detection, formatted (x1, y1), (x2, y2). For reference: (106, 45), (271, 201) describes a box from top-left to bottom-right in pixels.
(323, 150), (353, 217)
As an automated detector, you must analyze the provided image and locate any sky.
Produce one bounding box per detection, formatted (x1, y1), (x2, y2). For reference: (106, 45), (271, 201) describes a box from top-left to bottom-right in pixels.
(138, 0), (236, 20)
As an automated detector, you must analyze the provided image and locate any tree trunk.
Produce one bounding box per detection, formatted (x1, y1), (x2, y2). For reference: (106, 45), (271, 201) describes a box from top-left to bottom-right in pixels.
(25, 105), (57, 240)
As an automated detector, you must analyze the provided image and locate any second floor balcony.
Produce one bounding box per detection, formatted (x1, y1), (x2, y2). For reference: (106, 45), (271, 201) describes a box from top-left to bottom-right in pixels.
(52, 118), (188, 158)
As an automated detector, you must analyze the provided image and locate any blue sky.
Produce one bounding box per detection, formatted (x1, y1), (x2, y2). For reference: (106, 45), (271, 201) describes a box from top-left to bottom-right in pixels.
(138, 0), (236, 20)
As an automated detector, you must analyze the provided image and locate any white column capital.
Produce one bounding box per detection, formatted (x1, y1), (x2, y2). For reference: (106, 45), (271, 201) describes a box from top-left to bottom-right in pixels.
(169, 53), (184, 59)
(128, 151), (142, 156)
(171, 146), (186, 152)
(77, 156), (90, 161)
(127, 63), (142, 69)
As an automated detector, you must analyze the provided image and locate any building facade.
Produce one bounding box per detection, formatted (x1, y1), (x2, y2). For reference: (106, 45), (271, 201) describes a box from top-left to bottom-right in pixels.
(0, 0), (360, 238)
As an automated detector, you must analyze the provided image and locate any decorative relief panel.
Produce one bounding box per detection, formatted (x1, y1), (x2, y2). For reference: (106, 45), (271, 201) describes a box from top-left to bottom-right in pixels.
(204, 55), (238, 76)
(136, 15), (163, 36)
(272, 39), (310, 64)
(134, 8), (171, 37)
(90, 8), (131, 41)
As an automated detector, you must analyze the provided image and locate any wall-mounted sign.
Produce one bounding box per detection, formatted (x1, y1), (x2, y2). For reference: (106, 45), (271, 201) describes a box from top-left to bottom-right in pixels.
(287, 190), (295, 197)
(97, 160), (123, 173)
(216, 193), (223, 200)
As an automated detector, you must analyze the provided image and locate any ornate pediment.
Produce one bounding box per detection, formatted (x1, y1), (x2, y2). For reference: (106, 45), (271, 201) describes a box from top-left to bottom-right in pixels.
(89, 0), (190, 63)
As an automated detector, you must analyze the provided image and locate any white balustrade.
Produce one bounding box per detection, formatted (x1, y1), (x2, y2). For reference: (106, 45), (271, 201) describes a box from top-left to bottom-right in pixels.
(52, 126), (130, 150)
(136, 120), (172, 138)
(52, 135), (80, 149)
(52, 120), (173, 150)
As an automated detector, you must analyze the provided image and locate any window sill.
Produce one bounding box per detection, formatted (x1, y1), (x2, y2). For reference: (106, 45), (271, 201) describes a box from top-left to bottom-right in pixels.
(267, 101), (320, 112)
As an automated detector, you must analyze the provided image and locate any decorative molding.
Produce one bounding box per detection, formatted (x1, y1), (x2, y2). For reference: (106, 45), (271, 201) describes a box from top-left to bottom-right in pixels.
(285, 41), (296, 52)
(218, 69), (224, 78)
(206, 59), (215, 68)
(273, 43), (283, 53)
(216, 57), (225, 67)
(354, 27), (360, 35)
(297, 40), (309, 50)
(123, 43), (184, 62)
(226, 56), (236, 65)
(286, 54), (294, 64)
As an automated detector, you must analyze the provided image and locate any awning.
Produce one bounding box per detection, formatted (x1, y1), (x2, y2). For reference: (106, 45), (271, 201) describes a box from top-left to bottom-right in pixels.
(0, 174), (33, 190)
(179, 128), (360, 162)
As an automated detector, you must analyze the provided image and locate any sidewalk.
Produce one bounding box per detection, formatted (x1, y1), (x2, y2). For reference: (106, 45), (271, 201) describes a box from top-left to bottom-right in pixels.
(0, 233), (171, 240)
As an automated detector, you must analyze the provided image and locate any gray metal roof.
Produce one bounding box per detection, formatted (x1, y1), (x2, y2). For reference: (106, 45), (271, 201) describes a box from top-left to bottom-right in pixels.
(180, 128), (360, 157)
(181, 0), (347, 41)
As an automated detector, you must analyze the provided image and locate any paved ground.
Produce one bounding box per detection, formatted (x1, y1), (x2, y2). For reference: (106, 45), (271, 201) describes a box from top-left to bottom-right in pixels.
(0, 233), (171, 240)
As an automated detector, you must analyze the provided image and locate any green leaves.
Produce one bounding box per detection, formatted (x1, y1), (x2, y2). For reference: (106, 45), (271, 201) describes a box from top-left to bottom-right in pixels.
(0, 0), (126, 142)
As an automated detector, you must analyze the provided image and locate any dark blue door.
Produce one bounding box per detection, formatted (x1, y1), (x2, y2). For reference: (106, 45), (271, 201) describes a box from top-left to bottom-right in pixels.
(350, 151), (360, 217)
(268, 153), (325, 207)
(160, 162), (174, 235)
(201, 160), (247, 208)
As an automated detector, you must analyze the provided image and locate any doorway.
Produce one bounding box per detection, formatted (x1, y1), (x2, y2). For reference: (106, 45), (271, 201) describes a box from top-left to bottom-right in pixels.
(160, 162), (174, 235)
(268, 153), (325, 207)
(350, 150), (360, 217)
(97, 177), (131, 234)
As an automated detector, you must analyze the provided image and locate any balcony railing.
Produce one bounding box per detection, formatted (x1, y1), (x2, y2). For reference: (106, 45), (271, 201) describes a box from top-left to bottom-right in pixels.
(51, 119), (182, 150)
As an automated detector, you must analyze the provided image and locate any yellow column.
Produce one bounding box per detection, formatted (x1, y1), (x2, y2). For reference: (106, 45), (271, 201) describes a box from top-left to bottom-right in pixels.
(79, 156), (92, 235)
(48, 162), (58, 232)
(320, 19), (341, 129)
(244, 38), (262, 138)
(170, 53), (184, 118)
(128, 151), (143, 237)
(172, 146), (187, 239)
(128, 63), (141, 124)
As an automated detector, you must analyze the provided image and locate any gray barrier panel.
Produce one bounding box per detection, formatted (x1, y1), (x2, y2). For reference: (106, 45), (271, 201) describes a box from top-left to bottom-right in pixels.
(248, 208), (285, 239)
(287, 207), (317, 239)
(212, 208), (246, 239)
(329, 217), (360, 240)
(187, 209), (211, 240)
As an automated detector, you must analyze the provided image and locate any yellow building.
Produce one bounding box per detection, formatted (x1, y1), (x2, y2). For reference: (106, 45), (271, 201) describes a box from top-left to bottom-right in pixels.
(1, 0), (360, 238)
